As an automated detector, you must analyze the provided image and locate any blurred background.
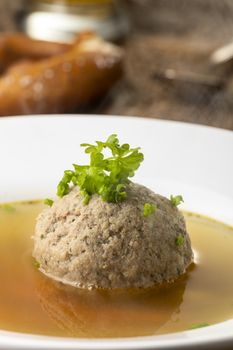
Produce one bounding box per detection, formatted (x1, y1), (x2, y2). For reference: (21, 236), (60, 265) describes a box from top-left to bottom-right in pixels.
(0, 0), (233, 130)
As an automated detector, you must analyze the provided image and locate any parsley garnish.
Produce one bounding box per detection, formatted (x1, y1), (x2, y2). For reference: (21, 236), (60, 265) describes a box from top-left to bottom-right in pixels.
(44, 198), (54, 207)
(0, 204), (16, 213)
(143, 203), (156, 217)
(33, 260), (40, 269)
(170, 195), (184, 207)
(57, 134), (144, 204)
(175, 235), (184, 246)
(190, 322), (210, 329)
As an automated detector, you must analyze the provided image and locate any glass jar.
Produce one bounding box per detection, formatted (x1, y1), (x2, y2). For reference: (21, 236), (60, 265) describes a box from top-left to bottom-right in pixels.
(24, 0), (129, 42)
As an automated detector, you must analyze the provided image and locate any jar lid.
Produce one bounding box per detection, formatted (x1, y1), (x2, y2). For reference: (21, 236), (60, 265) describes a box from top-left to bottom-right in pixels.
(23, 1), (129, 42)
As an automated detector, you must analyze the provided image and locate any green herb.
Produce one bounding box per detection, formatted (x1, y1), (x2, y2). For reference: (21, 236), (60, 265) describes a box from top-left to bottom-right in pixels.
(190, 322), (210, 330)
(170, 195), (184, 207)
(57, 134), (144, 204)
(175, 235), (184, 246)
(33, 260), (40, 269)
(44, 198), (54, 207)
(0, 204), (16, 213)
(143, 203), (156, 217)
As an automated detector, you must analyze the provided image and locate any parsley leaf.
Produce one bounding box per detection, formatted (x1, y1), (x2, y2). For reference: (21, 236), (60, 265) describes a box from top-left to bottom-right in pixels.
(57, 134), (144, 204)
(175, 235), (184, 246)
(44, 198), (54, 207)
(190, 322), (210, 329)
(143, 203), (156, 217)
(0, 204), (16, 213)
(33, 260), (40, 269)
(170, 195), (184, 207)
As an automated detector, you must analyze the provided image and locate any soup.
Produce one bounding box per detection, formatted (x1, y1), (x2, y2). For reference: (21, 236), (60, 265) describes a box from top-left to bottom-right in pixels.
(0, 201), (233, 338)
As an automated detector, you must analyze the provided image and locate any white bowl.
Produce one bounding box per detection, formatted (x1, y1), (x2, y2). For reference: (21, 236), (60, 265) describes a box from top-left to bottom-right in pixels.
(0, 115), (232, 350)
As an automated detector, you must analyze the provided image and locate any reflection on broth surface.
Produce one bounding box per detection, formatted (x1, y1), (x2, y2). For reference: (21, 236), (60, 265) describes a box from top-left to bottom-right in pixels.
(0, 201), (233, 338)
(36, 271), (190, 337)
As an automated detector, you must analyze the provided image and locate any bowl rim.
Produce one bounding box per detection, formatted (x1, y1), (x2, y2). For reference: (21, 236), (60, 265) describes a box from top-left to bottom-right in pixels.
(0, 113), (233, 133)
(1, 320), (233, 350)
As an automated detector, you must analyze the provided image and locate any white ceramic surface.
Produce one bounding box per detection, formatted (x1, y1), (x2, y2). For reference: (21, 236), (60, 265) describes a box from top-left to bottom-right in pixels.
(0, 115), (232, 350)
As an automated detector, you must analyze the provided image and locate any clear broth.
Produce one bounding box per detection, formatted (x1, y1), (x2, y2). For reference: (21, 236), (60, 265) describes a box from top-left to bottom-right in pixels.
(0, 201), (233, 338)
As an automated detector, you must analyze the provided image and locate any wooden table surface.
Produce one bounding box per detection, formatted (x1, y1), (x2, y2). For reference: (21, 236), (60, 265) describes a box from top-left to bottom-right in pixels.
(0, 0), (233, 130)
